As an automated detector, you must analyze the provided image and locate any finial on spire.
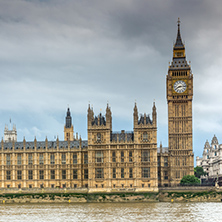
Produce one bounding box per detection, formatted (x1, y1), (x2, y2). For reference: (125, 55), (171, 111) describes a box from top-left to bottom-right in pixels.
(177, 17), (180, 26)
(134, 100), (138, 113)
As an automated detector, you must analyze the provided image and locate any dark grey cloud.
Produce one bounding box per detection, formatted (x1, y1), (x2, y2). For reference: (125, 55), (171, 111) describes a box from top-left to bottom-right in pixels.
(0, 0), (222, 161)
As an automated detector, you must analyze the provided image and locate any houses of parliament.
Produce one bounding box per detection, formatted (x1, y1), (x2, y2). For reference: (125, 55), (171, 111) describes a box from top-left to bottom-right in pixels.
(0, 20), (194, 192)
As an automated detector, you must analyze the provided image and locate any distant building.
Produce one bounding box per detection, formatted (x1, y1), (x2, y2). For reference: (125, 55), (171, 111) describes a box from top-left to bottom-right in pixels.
(196, 135), (222, 179)
(4, 120), (17, 142)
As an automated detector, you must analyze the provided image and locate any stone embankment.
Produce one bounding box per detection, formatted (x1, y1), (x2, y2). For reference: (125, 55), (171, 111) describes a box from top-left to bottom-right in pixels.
(1, 187), (222, 203)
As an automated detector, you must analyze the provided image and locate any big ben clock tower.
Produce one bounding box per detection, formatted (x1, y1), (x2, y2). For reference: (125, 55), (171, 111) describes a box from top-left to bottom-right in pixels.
(167, 18), (194, 186)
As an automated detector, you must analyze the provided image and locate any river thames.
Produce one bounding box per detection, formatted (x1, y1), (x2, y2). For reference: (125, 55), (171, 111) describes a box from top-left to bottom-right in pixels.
(0, 202), (221, 222)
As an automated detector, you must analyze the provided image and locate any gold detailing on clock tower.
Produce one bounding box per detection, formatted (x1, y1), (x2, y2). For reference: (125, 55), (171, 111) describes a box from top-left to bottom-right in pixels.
(166, 19), (194, 186)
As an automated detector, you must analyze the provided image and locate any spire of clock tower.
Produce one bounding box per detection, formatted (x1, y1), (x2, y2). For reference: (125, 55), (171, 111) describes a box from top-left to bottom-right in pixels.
(169, 18), (190, 71)
(174, 18), (184, 49)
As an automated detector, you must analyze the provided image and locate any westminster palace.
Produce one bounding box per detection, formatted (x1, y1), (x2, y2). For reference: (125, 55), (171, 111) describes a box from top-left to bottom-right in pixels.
(0, 20), (194, 192)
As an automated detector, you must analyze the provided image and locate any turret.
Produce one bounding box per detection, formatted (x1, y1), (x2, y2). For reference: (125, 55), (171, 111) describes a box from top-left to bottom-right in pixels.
(152, 102), (157, 127)
(106, 103), (112, 130)
(65, 108), (72, 128)
(133, 102), (138, 128)
(87, 104), (94, 129)
(64, 108), (74, 141)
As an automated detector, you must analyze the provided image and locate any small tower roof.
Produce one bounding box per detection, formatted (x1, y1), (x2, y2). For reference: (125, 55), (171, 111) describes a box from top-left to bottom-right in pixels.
(65, 107), (72, 128)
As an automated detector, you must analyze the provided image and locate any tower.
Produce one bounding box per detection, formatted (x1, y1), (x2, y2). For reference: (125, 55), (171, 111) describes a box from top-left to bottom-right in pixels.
(133, 102), (158, 190)
(64, 108), (74, 141)
(87, 104), (112, 191)
(167, 19), (194, 186)
(4, 119), (17, 142)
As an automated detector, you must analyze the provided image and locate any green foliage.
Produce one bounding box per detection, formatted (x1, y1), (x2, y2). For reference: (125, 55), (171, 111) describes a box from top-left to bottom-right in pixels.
(194, 166), (207, 178)
(180, 175), (200, 185)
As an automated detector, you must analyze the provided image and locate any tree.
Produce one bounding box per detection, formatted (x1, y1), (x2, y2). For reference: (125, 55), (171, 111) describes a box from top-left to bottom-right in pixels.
(180, 175), (200, 185)
(194, 166), (207, 178)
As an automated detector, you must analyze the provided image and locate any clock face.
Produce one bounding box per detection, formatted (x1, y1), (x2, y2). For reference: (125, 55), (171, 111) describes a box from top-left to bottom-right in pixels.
(173, 80), (187, 93)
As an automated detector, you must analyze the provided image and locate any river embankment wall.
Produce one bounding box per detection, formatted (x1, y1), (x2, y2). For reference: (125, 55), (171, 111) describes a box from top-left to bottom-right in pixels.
(1, 187), (222, 203)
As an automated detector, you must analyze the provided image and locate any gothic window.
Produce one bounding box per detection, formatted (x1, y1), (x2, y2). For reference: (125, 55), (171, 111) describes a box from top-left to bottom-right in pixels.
(112, 151), (116, 162)
(129, 151), (133, 162)
(164, 157), (168, 167)
(17, 154), (22, 165)
(73, 169), (78, 179)
(73, 154), (77, 164)
(129, 168), (133, 178)
(84, 154), (88, 164)
(175, 105), (179, 117)
(39, 170), (44, 180)
(176, 171), (180, 179)
(62, 170), (66, 179)
(207, 155), (209, 159)
(215, 152), (217, 156)
(183, 157), (186, 166)
(28, 154), (33, 165)
(121, 168), (124, 178)
(6, 154), (10, 166)
(50, 170), (55, 180)
(28, 170), (33, 180)
(176, 157), (180, 166)
(95, 168), (104, 179)
(141, 150), (150, 162)
(143, 132), (148, 141)
(164, 171), (168, 180)
(95, 151), (103, 163)
(61, 153), (66, 164)
(17, 170), (22, 180)
(84, 169), (88, 179)
(121, 151), (124, 163)
(158, 156), (160, 167)
(6, 171), (11, 180)
(50, 154), (55, 164)
(113, 168), (116, 179)
(142, 167), (150, 178)
(39, 153), (44, 165)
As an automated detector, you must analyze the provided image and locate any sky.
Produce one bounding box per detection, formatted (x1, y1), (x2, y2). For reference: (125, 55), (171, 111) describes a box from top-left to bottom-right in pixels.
(0, 0), (222, 163)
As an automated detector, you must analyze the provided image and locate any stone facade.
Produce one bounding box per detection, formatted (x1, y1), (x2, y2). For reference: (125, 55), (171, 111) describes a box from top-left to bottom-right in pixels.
(196, 135), (222, 179)
(87, 103), (158, 192)
(157, 145), (169, 187)
(0, 104), (157, 192)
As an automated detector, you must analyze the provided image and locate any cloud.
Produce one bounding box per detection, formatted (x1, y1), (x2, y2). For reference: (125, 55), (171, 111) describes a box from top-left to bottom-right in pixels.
(0, 0), (222, 162)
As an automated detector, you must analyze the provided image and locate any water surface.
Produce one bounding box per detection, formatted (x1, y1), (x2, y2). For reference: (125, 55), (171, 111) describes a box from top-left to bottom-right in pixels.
(0, 202), (221, 221)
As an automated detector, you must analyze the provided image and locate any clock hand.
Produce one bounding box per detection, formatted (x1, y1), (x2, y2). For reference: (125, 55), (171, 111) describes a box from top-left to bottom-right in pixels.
(176, 85), (183, 90)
